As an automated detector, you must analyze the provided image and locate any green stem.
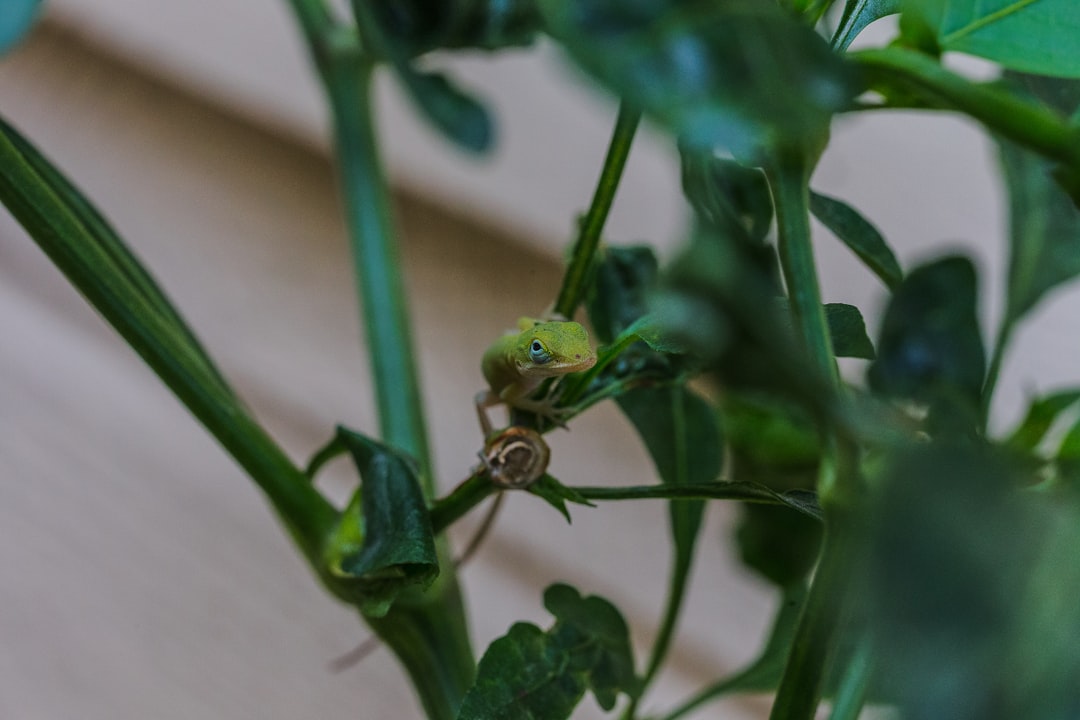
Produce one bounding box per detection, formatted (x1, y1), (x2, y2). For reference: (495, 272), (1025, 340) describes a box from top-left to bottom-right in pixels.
(827, 634), (873, 720)
(767, 160), (837, 388)
(553, 103), (641, 318)
(768, 526), (848, 720)
(324, 51), (434, 483)
(982, 317), (1015, 431)
(852, 47), (1080, 168)
(571, 483), (822, 521)
(430, 473), (498, 534)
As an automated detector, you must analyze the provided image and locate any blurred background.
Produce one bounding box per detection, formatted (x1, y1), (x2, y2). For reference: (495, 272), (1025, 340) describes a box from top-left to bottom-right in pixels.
(1, 3), (1077, 719)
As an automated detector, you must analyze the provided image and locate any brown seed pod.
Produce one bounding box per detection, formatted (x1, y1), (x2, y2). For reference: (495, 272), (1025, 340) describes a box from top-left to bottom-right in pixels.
(481, 426), (550, 489)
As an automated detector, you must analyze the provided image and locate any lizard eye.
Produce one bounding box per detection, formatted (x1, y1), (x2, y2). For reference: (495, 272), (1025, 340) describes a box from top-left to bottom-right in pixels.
(529, 339), (552, 364)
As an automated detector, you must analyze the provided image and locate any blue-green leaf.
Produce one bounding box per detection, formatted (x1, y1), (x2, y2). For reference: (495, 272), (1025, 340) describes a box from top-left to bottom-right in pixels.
(0, 0), (40, 55)
(457, 584), (639, 719)
(325, 428), (438, 617)
(901, 0), (1080, 77)
(539, 0), (859, 160)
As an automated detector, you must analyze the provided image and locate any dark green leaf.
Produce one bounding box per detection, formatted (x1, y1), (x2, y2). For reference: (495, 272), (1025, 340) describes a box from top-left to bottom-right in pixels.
(775, 299), (876, 359)
(901, 0), (1080, 77)
(810, 190), (902, 289)
(1013, 73), (1080, 118)
(369, 0), (541, 55)
(399, 68), (494, 153)
(1004, 390), (1080, 453)
(861, 443), (1080, 720)
(832, 0), (901, 51)
(680, 147), (773, 244)
(868, 256), (985, 431)
(618, 385), (722, 678)
(999, 135), (1080, 322)
(457, 584), (638, 719)
(325, 428), (438, 617)
(527, 474), (596, 523)
(587, 245), (659, 344)
(825, 303), (876, 360)
(539, 0), (859, 160)
(0, 0), (39, 54)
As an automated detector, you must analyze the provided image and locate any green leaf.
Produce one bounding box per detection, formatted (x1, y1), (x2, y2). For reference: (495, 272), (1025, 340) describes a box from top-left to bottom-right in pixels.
(399, 67), (494, 153)
(325, 428), (438, 617)
(999, 134), (1080, 323)
(587, 245), (659, 345)
(810, 190), (902, 289)
(861, 442), (1080, 720)
(538, 0), (859, 160)
(526, 474), (596, 523)
(825, 304), (876, 360)
(680, 147), (773, 244)
(618, 384), (722, 680)
(457, 584), (639, 719)
(0, 116), (338, 561)
(868, 256), (985, 431)
(1004, 389), (1080, 452)
(832, 0), (902, 51)
(369, 0), (541, 55)
(0, 0), (39, 54)
(901, 0), (1080, 77)
(775, 299), (876, 359)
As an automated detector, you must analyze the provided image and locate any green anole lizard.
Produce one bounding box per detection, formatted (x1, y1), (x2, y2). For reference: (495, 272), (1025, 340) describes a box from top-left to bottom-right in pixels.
(475, 316), (597, 436)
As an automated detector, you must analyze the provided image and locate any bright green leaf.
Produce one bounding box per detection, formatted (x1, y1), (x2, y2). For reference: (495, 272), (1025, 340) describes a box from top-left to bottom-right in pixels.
(868, 256), (985, 430)
(325, 428), (438, 617)
(457, 584), (639, 719)
(832, 0), (902, 51)
(538, 0), (859, 160)
(810, 190), (902, 289)
(527, 474), (596, 523)
(902, 0), (1080, 77)
(0, 0), (39, 55)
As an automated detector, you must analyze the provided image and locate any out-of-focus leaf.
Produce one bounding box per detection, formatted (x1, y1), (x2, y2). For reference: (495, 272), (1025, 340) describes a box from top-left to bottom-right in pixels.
(587, 245), (659, 344)
(868, 256), (985, 431)
(901, 0), (1080, 77)
(825, 303), (876, 360)
(399, 67), (494, 153)
(369, 0), (541, 55)
(527, 474), (595, 523)
(861, 442), (1080, 720)
(775, 299), (876, 360)
(832, 0), (901, 51)
(998, 116), (1080, 323)
(325, 428), (438, 617)
(0, 0), (39, 54)
(539, 0), (859, 161)
(680, 147), (773, 244)
(810, 190), (902, 289)
(457, 584), (639, 719)
(1004, 390), (1080, 453)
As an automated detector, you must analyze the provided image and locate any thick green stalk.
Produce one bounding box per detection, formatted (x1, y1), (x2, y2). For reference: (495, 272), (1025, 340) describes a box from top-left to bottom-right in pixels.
(853, 47), (1080, 168)
(827, 634), (873, 720)
(767, 160), (837, 388)
(553, 103), (640, 318)
(325, 52), (433, 482)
